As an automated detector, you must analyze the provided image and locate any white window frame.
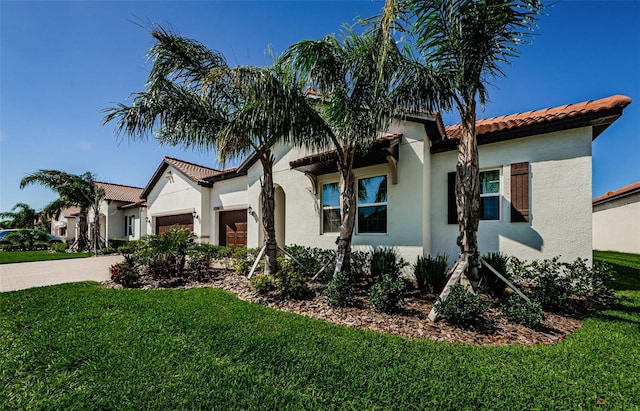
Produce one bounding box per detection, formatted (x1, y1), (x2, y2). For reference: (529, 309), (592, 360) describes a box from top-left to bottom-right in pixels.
(126, 215), (135, 236)
(479, 168), (501, 222)
(356, 174), (388, 235)
(321, 182), (340, 234)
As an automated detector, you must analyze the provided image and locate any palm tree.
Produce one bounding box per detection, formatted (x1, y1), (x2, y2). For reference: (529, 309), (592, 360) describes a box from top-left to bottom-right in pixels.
(103, 27), (329, 274)
(20, 170), (105, 251)
(0, 203), (40, 228)
(398, 0), (543, 290)
(279, 17), (441, 274)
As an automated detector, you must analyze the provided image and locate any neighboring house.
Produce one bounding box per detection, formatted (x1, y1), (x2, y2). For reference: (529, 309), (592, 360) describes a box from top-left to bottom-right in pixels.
(138, 94), (631, 264)
(593, 181), (640, 254)
(52, 182), (146, 246)
(51, 206), (81, 242)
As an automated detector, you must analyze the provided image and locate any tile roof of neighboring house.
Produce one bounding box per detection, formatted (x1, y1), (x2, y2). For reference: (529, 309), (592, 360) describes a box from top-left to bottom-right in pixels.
(96, 182), (144, 203)
(593, 181), (640, 205)
(61, 206), (81, 218)
(434, 95), (632, 152)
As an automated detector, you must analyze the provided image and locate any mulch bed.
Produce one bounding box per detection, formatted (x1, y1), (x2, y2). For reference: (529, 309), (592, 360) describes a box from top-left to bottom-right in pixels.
(103, 269), (584, 346)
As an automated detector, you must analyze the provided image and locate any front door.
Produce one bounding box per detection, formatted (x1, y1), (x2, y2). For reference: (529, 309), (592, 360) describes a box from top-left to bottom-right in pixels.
(219, 210), (247, 247)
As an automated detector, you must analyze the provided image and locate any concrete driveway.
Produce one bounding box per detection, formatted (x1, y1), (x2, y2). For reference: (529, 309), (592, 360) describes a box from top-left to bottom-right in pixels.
(0, 255), (124, 292)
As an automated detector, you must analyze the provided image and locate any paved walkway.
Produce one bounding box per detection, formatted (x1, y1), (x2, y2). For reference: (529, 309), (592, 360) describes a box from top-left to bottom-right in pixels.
(0, 255), (123, 292)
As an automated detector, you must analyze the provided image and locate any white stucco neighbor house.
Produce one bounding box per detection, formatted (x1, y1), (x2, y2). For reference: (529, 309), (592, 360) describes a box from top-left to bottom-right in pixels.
(51, 182), (146, 246)
(134, 94), (631, 264)
(593, 181), (640, 254)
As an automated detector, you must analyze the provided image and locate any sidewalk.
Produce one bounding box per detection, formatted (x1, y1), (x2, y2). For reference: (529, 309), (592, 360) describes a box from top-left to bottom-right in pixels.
(0, 255), (123, 292)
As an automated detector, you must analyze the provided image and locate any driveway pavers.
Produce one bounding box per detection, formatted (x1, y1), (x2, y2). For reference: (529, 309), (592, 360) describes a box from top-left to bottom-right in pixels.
(0, 255), (123, 292)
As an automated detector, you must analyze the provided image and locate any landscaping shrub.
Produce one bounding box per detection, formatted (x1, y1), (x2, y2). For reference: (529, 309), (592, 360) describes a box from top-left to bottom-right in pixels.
(196, 243), (232, 260)
(51, 242), (69, 253)
(274, 258), (310, 299)
(368, 273), (407, 313)
(434, 284), (489, 324)
(250, 273), (276, 294)
(4, 229), (50, 251)
(283, 245), (333, 277)
(479, 252), (511, 298)
(501, 295), (545, 328)
(324, 270), (354, 307)
(109, 256), (139, 287)
(413, 254), (449, 295)
(133, 229), (196, 279)
(345, 250), (371, 282)
(564, 259), (616, 307)
(99, 246), (117, 255)
(231, 246), (261, 276)
(108, 238), (128, 250)
(117, 241), (139, 255)
(370, 247), (408, 281)
(187, 252), (213, 281)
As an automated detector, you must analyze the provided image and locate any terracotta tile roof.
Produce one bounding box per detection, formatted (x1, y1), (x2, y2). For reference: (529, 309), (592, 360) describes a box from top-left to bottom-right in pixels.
(444, 95), (632, 140)
(593, 181), (640, 205)
(164, 156), (222, 184)
(119, 200), (147, 210)
(95, 182), (144, 203)
(61, 206), (81, 218)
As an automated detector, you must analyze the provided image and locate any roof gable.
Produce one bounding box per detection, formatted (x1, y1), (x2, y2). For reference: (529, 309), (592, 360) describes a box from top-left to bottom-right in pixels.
(96, 182), (143, 203)
(141, 156), (222, 199)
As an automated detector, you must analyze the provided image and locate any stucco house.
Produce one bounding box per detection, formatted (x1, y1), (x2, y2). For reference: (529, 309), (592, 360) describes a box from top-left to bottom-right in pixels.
(51, 182), (146, 246)
(593, 181), (640, 254)
(136, 94), (631, 264)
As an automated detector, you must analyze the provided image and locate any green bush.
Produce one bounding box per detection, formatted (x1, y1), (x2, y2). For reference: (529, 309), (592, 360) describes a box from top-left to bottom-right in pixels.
(250, 273), (276, 294)
(108, 238), (128, 249)
(132, 229), (196, 279)
(434, 284), (489, 324)
(479, 252), (511, 298)
(51, 242), (69, 253)
(324, 271), (354, 307)
(501, 295), (545, 328)
(109, 257), (139, 288)
(564, 259), (616, 306)
(4, 229), (50, 251)
(370, 247), (408, 280)
(231, 246), (261, 276)
(413, 254), (449, 295)
(196, 243), (232, 260)
(283, 245), (334, 277)
(346, 250), (371, 282)
(368, 273), (407, 313)
(274, 258), (310, 299)
(187, 252), (213, 281)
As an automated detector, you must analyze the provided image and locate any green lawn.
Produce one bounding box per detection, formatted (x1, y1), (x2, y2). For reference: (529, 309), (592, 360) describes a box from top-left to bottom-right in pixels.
(594, 250), (640, 291)
(2, 280), (639, 410)
(0, 250), (93, 264)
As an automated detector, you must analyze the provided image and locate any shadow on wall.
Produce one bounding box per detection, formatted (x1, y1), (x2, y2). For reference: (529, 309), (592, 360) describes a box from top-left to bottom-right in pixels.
(481, 224), (544, 253)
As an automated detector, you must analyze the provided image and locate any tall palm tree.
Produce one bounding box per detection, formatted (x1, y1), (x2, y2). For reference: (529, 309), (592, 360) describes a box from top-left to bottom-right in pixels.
(280, 18), (442, 274)
(103, 27), (329, 274)
(20, 170), (105, 251)
(399, 0), (543, 289)
(0, 203), (40, 229)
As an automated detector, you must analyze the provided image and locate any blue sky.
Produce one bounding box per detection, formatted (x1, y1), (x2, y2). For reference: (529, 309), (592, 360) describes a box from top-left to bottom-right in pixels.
(1, 0), (638, 213)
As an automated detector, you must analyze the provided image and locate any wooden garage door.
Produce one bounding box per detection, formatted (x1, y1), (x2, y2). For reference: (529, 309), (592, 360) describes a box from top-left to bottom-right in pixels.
(219, 210), (247, 248)
(156, 213), (194, 236)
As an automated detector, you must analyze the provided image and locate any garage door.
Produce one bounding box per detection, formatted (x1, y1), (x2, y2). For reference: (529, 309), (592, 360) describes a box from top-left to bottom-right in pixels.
(156, 213), (194, 236)
(219, 210), (247, 247)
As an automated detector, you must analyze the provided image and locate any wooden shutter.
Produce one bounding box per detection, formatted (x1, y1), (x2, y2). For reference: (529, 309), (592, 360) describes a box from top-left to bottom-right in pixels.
(447, 172), (457, 224)
(510, 162), (530, 222)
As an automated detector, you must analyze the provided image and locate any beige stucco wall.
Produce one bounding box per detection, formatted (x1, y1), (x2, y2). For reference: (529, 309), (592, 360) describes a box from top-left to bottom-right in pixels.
(145, 165), (205, 238)
(593, 192), (640, 254)
(245, 119), (430, 264)
(430, 126), (593, 263)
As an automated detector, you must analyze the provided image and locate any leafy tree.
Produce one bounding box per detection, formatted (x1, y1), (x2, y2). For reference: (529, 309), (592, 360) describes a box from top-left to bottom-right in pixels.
(20, 170), (105, 251)
(280, 16), (440, 274)
(3, 228), (50, 251)
(104, 27), (329, 274)
(0, 203), (40, 229)
(385, 0), (542, 288)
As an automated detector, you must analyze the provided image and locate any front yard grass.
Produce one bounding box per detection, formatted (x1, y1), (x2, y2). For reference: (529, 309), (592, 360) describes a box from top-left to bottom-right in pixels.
(2, 281), (639, 410)
(0, 250), (93, 264)
(594, 250), (640, 291)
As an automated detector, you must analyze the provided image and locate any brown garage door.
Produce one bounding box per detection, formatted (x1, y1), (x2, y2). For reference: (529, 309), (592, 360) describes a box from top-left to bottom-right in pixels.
(219, 210), (247, 247)
(156, 213), (194, 236)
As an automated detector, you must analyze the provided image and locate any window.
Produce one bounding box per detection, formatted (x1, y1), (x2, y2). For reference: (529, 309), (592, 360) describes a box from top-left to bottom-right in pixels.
(480, 169), (500, 221)
(322, 183), (340, 233)
(357, 175), (387, 233)
(126, 215), (135, 236)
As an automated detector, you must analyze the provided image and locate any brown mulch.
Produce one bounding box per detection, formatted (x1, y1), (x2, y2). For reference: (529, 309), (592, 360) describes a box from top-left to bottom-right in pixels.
(103, 270), (583, 346)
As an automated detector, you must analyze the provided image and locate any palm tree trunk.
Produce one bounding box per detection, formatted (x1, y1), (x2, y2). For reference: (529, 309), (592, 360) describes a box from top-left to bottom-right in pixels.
(260, 150), (279, 275)
(334, 155), (357, 276)
(456, 105), (481, 289)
